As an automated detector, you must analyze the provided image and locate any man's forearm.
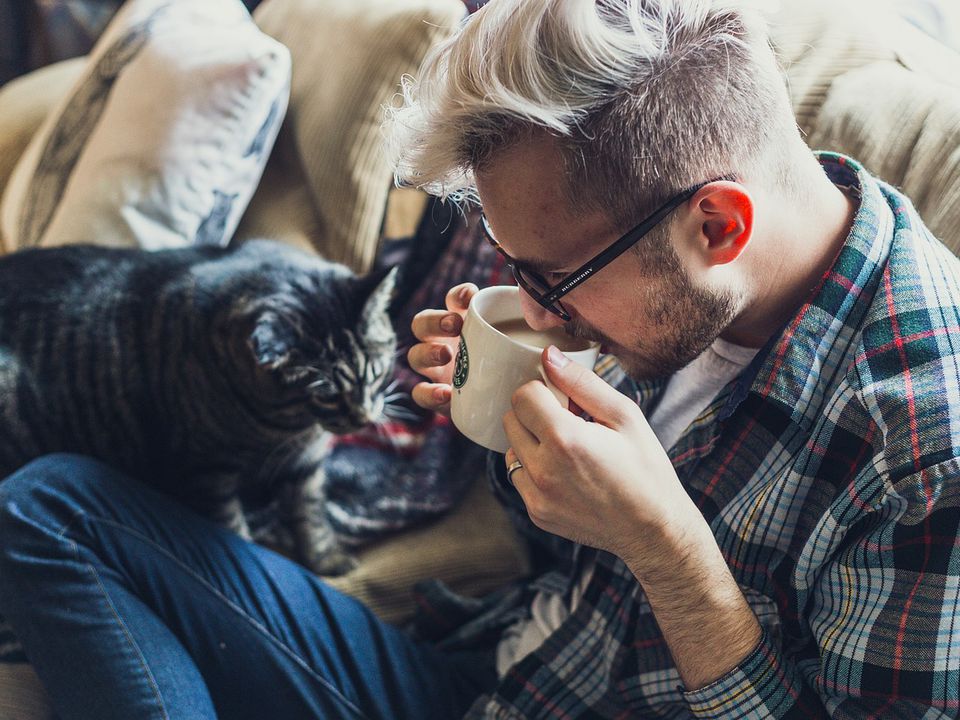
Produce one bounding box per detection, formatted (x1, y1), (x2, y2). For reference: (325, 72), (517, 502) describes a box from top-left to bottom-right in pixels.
(619, 502), (763, 691)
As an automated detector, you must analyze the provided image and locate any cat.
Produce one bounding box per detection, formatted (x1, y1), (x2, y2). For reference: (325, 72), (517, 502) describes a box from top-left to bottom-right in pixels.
(0, 238), (399, 577)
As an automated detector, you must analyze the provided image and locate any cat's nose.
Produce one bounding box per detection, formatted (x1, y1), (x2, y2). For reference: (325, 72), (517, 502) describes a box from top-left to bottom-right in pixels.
(349, 397), (383, 428)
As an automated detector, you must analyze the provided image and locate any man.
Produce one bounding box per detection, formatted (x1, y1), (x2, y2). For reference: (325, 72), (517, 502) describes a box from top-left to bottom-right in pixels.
(394, 0), (960, 716)
(0, 1), (958, 718)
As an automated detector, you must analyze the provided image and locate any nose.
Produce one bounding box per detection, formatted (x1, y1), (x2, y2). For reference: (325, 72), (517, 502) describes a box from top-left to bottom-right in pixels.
(518, 290), (567, 331)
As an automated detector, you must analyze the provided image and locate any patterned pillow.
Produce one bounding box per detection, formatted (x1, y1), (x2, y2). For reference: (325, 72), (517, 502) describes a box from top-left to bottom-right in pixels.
(0, 0), (290, 251)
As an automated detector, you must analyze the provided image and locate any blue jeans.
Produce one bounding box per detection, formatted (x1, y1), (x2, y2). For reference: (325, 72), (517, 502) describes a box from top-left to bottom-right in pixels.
(0, 454), (496, 719)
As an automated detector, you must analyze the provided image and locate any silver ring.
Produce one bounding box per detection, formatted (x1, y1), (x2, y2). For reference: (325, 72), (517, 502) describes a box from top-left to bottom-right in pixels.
(506, 460), (524, 485)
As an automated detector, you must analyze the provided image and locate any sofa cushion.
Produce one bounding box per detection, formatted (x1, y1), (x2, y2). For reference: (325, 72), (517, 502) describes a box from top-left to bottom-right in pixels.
(327, 469), (530, 624)
(804, 61), (960, 254)
(765, 0), (960, 256)
(0, 663), (54, 720)
(766, 0), (900, 135)
(0, 59), (86, 250)
(247, 0), (465, 273)
(0, 0), (290, 251)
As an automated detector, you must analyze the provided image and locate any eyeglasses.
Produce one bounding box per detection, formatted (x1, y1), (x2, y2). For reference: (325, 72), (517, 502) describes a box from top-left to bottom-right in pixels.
(480, 177), (733, 321)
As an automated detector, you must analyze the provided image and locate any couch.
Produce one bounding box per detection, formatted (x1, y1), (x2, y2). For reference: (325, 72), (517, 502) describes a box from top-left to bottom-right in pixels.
(1, 0), (959, 716)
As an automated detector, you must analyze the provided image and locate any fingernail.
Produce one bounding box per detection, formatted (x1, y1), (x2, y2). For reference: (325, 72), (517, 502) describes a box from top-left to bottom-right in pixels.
(440, 315), (457, 333)
(458, 286), (472, 304)
(547, 345), (570, 368)
(435, 387), (451, 403)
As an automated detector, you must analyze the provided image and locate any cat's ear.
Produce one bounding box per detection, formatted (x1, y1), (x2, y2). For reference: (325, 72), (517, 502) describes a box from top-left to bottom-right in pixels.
(358, 266), (398, 333)
(248, 311), (297, 370)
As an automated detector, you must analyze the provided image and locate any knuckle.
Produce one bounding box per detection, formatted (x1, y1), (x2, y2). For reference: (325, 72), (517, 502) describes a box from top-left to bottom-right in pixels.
(527, 466), (551, 492)
(410, 384), (431, 408)
(544, 429), (574, 455)
(406, 345), (422, 368)
(411, 309), (430, 328)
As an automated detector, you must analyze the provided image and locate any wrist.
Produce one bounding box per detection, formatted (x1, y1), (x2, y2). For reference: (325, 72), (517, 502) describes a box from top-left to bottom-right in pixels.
(618, 492), (711, 582)
(619, 501), (763, 690)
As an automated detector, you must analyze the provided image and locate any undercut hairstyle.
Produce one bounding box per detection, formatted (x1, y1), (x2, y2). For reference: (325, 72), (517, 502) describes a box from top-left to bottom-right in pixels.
(384, 0), (808, 239)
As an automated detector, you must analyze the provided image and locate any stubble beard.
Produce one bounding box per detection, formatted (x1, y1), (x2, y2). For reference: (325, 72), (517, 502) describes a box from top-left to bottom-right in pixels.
(566, 265), (742, 382)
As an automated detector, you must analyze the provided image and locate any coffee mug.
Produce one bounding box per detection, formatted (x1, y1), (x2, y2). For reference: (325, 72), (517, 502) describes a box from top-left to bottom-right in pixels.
(450, 285), (600, 453)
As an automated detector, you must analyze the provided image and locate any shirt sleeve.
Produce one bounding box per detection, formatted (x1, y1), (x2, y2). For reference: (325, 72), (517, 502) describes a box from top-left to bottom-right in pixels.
(684, 460), (960, 719)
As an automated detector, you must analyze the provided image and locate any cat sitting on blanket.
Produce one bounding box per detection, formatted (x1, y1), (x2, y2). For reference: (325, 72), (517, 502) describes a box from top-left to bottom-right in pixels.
(0, 239), (399, 577)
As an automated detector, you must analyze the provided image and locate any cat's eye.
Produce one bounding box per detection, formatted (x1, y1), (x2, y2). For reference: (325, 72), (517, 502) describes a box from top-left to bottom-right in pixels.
(307, 377), (336, 394)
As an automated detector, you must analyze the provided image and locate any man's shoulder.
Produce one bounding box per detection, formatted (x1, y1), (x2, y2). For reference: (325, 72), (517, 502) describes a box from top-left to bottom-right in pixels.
(850, 190), (960, 480)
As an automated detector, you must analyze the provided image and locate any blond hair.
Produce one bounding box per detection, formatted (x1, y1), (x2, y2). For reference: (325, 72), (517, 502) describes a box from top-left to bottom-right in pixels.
(384, 0), (802, 229)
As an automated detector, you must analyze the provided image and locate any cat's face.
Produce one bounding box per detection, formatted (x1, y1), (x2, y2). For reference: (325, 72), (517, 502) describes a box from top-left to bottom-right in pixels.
(247, 266), (398, 433)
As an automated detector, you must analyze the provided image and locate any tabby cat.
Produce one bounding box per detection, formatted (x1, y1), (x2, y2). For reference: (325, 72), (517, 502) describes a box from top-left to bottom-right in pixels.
(0, 239), (398, 576)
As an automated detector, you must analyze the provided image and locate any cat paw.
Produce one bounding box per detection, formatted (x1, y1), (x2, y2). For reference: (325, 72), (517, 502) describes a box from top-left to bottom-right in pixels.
(306, 548), (358, 577)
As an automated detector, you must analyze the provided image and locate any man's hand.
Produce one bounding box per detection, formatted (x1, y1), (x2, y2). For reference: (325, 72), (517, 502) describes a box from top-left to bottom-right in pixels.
(502, 344), (689, 558)
(407, 283), (478, 417)
(504, 344), (762, 691)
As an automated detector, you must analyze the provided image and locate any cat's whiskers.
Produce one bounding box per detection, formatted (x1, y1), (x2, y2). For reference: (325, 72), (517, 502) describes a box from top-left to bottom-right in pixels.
(381, 403), (421, 424)
(382, 377), (401, 395)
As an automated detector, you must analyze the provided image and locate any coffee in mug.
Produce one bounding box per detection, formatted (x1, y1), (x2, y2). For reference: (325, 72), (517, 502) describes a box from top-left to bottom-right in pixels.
(489, 318), (593, 352)
(450, 286), (600, 453)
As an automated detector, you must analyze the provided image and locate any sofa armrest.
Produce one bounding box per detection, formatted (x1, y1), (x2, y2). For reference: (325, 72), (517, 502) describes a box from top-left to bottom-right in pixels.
(0, 662), (56, 720)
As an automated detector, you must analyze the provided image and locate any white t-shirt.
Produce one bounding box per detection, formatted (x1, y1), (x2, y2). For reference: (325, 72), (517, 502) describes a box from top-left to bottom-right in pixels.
(495, 337), (759, 678)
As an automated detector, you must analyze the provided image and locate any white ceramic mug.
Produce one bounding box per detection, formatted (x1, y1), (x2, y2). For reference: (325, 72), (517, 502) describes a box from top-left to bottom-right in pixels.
(450, 286), (601, 453)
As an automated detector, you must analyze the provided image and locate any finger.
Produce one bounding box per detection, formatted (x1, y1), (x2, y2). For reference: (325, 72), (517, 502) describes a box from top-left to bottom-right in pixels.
(410, 309), (464, 342)
(503, 409), (539, 458)
(501, 430), (532, 494)
(540, 345), (635, 429)
(410, 382), (452, 416)
(510, 379), (574, 442)
(406, 342), (454, 380)
(445, 283), (479, 313)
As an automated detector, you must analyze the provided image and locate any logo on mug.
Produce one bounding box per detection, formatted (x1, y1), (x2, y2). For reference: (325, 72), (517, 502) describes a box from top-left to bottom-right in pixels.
(452, 337), (469, 389)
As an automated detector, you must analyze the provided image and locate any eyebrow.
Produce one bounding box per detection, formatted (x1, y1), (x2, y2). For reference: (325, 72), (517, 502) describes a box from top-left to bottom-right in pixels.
(513, 256), (566, 275)
(484, 217), (571, 274)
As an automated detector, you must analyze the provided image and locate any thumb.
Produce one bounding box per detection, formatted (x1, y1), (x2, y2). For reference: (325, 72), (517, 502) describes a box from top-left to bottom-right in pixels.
(542, 345), (634, 428)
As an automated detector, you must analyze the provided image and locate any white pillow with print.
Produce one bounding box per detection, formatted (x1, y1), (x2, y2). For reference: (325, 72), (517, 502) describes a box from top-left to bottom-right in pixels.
(0, 0), (290, 250)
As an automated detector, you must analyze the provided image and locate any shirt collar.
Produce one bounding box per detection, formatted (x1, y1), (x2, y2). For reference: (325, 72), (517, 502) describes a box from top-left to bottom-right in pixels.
(721, 152), (895, 428)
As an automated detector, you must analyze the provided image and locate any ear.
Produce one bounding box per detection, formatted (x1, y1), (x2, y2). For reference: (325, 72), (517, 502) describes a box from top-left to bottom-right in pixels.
(248, 311), (297, 370)
(359, 266), (398, 333)
(690, 181), (754, 267)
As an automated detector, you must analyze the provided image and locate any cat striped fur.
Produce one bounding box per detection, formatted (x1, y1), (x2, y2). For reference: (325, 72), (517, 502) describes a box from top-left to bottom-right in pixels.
(0, 239), (398, 660)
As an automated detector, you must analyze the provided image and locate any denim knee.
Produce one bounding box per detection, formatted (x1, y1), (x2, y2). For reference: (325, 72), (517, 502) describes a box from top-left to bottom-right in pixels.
(0, 453), (112, 550)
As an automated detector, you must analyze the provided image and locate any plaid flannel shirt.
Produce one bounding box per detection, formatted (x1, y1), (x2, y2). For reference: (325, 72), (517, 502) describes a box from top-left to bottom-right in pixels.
(412, 153), (960, 718)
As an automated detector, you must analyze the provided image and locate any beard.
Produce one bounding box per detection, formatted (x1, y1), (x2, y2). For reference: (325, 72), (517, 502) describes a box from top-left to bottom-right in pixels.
(566, 262), (742, 381)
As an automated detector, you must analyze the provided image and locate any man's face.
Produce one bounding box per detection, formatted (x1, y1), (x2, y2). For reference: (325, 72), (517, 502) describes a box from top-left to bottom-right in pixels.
(474, 134), (741, 381)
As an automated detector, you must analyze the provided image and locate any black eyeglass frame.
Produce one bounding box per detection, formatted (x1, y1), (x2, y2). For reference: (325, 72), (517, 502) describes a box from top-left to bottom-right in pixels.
(481, 176), (735, 321)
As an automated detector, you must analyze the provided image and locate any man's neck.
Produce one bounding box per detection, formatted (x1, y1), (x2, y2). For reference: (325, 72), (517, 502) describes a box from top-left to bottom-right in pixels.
(721, 171), (859, 349)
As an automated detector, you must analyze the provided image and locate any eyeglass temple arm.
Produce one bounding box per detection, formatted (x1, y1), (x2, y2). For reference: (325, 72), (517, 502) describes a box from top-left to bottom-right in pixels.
(541, 175), (736, 303)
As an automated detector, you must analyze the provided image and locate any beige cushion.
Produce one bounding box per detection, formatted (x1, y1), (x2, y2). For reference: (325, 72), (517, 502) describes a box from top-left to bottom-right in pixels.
(0, 59), (86, 254)
(248, 0), (465, 272)
(0, 663), (54, 720)
(804, 62), (960, 254)
(327, 470), (530, 624)
(766, 0), (900, 134)
(767, 0), (960, 254)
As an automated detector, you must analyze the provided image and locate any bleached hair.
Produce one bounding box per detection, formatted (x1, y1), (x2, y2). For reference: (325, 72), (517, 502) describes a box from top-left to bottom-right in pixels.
(384, 0), (802, 229)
